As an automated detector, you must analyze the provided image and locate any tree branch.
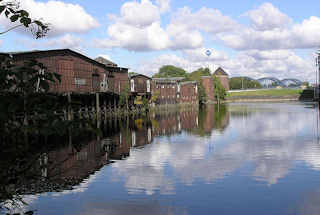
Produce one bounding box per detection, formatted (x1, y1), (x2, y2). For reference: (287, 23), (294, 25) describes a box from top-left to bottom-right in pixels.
(0, 23), (24, 35)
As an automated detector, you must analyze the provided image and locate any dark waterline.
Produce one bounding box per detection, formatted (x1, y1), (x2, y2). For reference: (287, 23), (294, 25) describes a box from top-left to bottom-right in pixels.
(2, 102), (320, 215)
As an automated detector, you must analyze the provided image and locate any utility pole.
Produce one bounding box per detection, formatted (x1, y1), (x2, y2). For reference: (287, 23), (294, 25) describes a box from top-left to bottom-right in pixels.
(317, 51), (320, 102)
(205, 49), (212, 71)
(241, 77), (244, 90)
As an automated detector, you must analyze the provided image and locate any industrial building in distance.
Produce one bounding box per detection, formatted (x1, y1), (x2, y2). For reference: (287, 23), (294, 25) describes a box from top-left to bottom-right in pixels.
(1, 49), (230, 106)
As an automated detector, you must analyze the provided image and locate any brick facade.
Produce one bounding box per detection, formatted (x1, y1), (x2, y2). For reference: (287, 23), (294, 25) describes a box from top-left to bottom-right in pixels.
(213, 67), (229, 91)
(179, 81), (198, 104)
(1, 49), (128, 95)
(201, 76), (215, 102)
(129, 74), (152, 95)
(152, 78), (198, 105)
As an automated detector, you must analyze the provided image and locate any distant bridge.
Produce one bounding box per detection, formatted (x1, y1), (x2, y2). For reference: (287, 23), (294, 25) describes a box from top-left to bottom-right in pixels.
(255, 77), (303, 88)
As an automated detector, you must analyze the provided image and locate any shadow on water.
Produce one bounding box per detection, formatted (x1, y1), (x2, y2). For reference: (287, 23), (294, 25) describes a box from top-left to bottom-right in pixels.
(0, 105), (229, 214)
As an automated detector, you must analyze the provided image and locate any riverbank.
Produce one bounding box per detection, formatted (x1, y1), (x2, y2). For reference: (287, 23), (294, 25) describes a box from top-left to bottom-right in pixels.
(226, 89), (303, 102)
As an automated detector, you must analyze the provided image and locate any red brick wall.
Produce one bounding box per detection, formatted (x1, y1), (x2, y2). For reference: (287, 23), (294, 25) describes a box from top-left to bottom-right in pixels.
(131, 76), (151, 94)
(113, 71), (129, 95)
(37, 55), (97, 93)
(153, 82), (177, 105)
(179, 83), (198, 104)
(201, 77), (214, 102)
(13, 52), (118, 94)
(217, 75), (230, 91)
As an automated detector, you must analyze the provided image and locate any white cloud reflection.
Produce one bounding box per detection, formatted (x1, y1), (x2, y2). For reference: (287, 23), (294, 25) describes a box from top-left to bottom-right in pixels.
(111, 103), (320, 196)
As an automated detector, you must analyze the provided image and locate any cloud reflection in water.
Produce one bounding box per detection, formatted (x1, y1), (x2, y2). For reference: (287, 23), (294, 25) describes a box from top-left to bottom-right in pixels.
(111, 103), (320, 196)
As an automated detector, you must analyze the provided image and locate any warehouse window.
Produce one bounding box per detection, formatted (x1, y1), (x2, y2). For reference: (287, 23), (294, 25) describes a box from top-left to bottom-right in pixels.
(75, 78), (86, 86)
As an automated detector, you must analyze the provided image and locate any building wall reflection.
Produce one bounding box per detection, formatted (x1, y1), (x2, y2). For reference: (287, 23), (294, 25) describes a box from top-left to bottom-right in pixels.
(34, 106), (230, 189)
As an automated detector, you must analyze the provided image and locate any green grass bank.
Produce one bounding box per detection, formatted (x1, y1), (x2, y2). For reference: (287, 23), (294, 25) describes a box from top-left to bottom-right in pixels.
(226, 88), (304, 102)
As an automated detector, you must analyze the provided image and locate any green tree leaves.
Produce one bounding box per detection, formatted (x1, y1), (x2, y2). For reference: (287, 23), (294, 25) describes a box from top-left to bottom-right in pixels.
(153, 65), (188, 78)
(0, 1), (49, 38)
(229, 77), (262, 90)
(213, 75), (226, 102)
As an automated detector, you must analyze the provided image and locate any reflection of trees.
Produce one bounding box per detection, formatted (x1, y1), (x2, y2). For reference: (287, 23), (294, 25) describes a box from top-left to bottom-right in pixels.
(193, 104), (230, 136)
(213, 104), (229, 132)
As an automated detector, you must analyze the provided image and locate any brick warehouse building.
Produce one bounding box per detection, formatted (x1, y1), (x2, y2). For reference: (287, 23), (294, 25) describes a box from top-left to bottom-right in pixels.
(213, 67), (230, 91)
(179, 81), (198, 104)
(1, 48), (205, 106)
(152, 77), (198, 105)
(152, 77), (185, 105)
(201, 76), (215, 102)
(129, 73), (152, 99)
(0, 49), (128, 95)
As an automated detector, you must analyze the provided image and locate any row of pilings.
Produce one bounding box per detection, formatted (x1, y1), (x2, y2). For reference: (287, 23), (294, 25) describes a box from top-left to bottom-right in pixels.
(59, 92), (147, 123)
(60, 92), (200, 127)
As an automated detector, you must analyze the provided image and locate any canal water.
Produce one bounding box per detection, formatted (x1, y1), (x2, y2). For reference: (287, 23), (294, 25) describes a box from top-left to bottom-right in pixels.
(2, 102), (320, 215)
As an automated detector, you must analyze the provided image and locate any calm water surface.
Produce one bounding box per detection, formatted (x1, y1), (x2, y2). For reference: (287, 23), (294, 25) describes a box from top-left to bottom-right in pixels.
(4, 102), (320, 215)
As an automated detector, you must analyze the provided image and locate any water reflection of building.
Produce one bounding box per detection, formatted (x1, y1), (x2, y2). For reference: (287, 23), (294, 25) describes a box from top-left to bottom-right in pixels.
(48, 139), (108, 181)
(149, 106), (230, 138)
(108, 132), (131, 160)
(42, 106), (230, 187)
(195, 105), (230, 136)
(1, 106), (231, 207)
(179, 110), (198, 132)
(152, 112), (180, 137)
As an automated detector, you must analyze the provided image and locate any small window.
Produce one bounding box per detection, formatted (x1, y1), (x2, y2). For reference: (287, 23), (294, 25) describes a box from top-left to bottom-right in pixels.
(75, 78), (86, 86)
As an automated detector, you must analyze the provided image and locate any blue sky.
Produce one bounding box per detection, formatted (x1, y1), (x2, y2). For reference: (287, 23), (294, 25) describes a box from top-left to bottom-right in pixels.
(1, 0), (320, 82)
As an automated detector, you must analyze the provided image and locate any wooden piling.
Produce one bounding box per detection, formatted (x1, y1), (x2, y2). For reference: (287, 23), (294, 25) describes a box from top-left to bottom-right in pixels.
(96, 92), (100, 128)
(67, 92), (72, 121)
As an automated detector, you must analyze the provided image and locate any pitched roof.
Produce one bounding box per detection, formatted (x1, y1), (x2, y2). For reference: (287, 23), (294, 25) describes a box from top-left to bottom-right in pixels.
(214, 67), (228, 76)
(129, 73), (152, 79)
(94, 56), (117, 67)
(0, 49), (127, 71)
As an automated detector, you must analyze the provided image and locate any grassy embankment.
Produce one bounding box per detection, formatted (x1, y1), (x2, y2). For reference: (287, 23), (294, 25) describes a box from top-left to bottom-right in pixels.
(226, 88), (303, 101)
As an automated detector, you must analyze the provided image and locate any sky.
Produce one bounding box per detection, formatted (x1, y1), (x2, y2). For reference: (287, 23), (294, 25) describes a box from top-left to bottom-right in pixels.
(1, 0), (320, 82)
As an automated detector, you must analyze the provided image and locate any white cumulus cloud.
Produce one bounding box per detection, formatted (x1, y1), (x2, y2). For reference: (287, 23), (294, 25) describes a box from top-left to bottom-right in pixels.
(120, 0), (160, 28)
(169, 6), (238, 34)
(96, 2), (239, 52)
(97, 0), (171, 51)
(20, 34), (84, 52)
(245, 3), (292, 31)
(220, 3), (320, 50)
(155, 0), (171, 13)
